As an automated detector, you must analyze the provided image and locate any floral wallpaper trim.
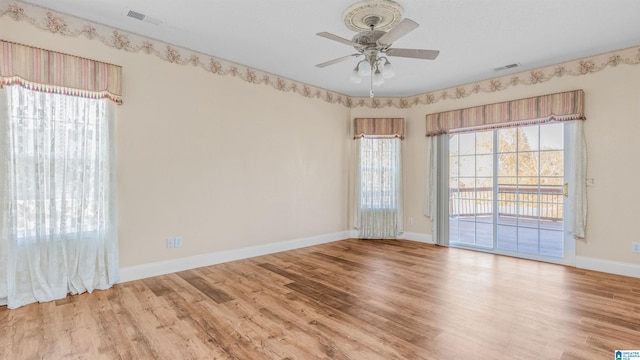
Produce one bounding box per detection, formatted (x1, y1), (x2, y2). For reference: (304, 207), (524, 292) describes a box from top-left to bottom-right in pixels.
(2, 1), (640, 109)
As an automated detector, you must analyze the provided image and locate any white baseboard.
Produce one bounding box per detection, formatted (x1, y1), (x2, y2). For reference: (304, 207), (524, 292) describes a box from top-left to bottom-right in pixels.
(575, 256), (640, 278)
(401, 232), (434, 244)
(347, 230), (434, 244)
(119, 231), (350, 283)
(123, 231), (638, 282)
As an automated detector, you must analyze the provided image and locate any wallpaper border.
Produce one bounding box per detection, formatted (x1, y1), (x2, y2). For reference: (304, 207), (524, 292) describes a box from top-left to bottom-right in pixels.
(3, 0), (640, 109)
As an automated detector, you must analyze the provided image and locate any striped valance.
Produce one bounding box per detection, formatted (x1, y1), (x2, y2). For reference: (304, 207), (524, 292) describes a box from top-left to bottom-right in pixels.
(425, 90), (585, 136)
(0, 40), (122, 104)
(354, 118), (405, 139)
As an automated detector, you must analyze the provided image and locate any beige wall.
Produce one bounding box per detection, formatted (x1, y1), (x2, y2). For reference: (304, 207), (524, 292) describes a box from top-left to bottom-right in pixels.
(352, 63), (640, 266)
(4, 15), (640, 272)
(4, 19), (351, 268)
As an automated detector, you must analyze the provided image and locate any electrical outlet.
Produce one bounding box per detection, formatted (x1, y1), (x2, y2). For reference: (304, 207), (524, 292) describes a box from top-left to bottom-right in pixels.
(408, 217), (413, 225)
(632, 242), (640, 254)
(166, 238), (175, 248)
(586, 178), (595, 187)
(174, 236), (183, 248)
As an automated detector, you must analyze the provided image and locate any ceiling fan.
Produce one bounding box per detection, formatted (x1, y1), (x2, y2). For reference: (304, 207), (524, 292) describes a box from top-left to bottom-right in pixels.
(316, 4), (440, 98)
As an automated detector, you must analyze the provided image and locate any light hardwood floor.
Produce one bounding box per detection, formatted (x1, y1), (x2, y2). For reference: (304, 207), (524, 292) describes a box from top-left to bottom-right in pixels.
(1, 239), (639, 359)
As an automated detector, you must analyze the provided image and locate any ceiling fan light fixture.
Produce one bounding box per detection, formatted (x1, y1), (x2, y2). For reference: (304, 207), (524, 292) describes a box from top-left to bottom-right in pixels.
(357, 60), (371, 76)
(350, 66), (363, 83)
(373, 69), (385, 86)
(381, 58), (395, 79)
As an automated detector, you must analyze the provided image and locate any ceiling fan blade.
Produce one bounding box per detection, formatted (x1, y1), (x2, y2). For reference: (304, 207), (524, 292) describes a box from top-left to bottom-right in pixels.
(316, 32), (361, 47)
(377, 18), (419, 47)
(386, 48), (440, 60)
(315, 54), (361, 68)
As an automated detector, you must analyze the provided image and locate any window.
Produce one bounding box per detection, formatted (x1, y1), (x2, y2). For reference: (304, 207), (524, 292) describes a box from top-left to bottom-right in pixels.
(359, 138), (401, 210)
(7, 86), (112, 243)
(355, 137), (403, 239)
(448, 123), (567, 259)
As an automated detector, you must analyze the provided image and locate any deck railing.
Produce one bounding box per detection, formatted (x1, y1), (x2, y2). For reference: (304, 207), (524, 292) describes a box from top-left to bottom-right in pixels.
(449, 185), (563, 221)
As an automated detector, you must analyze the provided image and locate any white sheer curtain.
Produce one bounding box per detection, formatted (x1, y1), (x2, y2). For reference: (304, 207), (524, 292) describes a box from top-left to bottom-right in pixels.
(567, 120), (588, 238)
(424, 135), (449, 245)
(0, 86), (119, 309)
(424, 135), (438, 243)
(355, 137), (403, 239)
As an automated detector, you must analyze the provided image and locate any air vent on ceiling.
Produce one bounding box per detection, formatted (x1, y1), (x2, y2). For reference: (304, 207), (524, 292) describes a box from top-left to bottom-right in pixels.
(126, 10), (145, 20)
(494, 63), (520, 72)
(125, 9), (162, 25)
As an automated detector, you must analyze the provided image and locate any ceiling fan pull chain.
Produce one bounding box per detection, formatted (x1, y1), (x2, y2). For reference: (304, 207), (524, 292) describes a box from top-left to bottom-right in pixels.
(370, 68), (374, 98)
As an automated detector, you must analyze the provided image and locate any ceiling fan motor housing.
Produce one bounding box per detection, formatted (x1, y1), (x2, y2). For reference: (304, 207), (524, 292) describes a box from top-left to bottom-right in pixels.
(352, 30), (386, 48)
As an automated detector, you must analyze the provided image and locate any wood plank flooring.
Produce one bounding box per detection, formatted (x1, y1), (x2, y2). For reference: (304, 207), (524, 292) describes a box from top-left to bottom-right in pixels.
(1, 239), (640, 359)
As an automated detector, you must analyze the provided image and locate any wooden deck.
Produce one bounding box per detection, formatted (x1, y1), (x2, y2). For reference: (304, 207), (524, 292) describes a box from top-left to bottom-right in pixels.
(451, 215), (564, 258)
(2, 239), (639, 359)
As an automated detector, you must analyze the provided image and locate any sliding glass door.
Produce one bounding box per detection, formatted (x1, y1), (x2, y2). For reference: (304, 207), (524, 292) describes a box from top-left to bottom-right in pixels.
(448, 122), (574, 264)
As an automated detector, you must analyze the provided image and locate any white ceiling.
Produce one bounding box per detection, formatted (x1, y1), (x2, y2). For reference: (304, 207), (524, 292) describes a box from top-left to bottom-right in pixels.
(20, 0), (640, 98)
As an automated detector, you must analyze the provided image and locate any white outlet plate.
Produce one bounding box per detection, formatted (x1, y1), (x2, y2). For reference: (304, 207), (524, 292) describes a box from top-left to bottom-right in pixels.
(632, 242), (640, 254)
(166, 238), (175, 248)
(174, 236), (183, 248)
